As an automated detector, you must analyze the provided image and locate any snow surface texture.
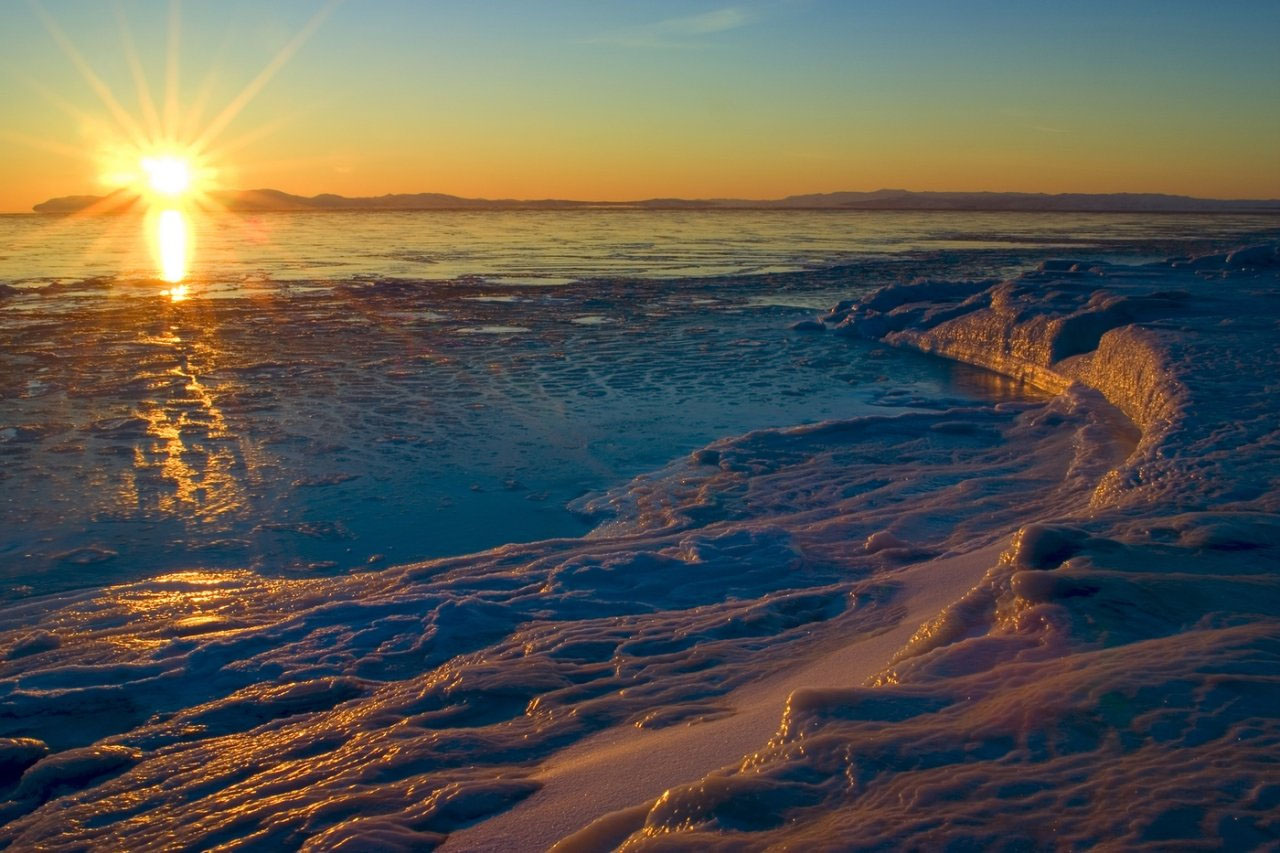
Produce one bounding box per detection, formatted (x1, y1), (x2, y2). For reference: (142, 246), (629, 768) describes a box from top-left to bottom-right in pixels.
(556, 245), (1280, 850)
(0, 245), (1277, 849)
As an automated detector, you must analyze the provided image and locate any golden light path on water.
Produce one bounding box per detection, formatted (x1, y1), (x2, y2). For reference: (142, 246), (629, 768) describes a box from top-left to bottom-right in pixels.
(137, 152), (193, 298)
(153, 207), (189, 296)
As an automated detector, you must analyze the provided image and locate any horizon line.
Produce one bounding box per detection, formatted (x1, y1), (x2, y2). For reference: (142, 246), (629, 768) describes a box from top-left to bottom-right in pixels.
(23, 185), (1280, 215)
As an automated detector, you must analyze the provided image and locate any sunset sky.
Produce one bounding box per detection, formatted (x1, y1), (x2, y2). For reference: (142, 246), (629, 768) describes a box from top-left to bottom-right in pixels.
(1, 0), (1277, 212)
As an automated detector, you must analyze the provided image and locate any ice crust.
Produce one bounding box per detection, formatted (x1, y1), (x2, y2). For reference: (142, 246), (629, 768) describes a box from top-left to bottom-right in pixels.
(0, 261), (1004, 592)
(1, 246), (1278, 848)
(560, 246), (1280, 850)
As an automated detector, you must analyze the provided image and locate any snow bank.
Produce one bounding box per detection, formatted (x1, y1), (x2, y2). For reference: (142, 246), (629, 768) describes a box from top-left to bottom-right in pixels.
(579, 246), (1280, 849)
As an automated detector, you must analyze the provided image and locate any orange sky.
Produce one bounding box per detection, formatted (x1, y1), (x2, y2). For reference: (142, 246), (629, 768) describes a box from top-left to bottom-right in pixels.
(1, 1), (1277, 212)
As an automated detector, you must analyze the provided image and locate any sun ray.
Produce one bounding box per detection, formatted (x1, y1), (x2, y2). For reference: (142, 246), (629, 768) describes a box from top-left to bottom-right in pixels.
(0, 184), (135, 262)
(179, 43), (231, 145)
(113, 2), (164, 141)
(164, 0), (181, 141)
(205, 107), (310, 161)
(80, 210), (136, 261)
(0, 128), (98, 164)
(17, 73), (128, 147)
(73, 191), (142, 217)
(215, 152), (338, 176)
(9, 193), (141, 271)
(191, 0), (342, 155)
(27, 0), (150, 149)
(18, 0), (345, 294)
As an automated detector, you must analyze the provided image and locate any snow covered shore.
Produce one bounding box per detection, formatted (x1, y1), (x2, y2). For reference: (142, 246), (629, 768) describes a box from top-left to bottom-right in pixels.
(1, 246), (1278, 849)
(558, 244), (1280, 850)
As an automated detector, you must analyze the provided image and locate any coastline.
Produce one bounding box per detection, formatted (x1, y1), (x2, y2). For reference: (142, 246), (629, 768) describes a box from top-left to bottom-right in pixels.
(28, 187), (1280, 215)
(554, 244), (1280, 848)
(1, 244), (1277, 848)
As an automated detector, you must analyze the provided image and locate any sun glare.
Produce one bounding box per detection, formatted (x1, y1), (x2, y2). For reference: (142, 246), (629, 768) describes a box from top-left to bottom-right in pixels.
(28, 0), (338, 297)
(156, 208), (188, 283)
(140, 155), (192, 197)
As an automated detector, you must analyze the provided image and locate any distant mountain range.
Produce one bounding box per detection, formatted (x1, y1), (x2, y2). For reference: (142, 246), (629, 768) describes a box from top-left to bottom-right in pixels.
(32, 187), (1280, 214)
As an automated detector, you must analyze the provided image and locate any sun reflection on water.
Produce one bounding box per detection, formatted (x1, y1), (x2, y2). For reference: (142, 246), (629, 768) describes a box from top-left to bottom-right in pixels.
(134, 360), (246, 524)
(15, 0), (341, 303)
(154, 207), (189, 285)
(101, 570), (274, 651)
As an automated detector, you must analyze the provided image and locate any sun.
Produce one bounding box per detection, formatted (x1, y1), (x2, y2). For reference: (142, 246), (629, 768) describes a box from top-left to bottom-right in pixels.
(127, 151), (202, 290)
(26, 0), (339, 296)
(140, 155), (192, 198)
(99, 146), (209, 206)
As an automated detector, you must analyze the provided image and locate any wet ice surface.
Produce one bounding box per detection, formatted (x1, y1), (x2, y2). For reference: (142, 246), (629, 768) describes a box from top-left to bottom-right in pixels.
(2, 260), (1036, 594)
(1, 225), (1279, 849)
(4, 208), (1277, 286)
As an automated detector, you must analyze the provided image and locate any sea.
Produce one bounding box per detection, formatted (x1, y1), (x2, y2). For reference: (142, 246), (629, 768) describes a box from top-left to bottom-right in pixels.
(0, 209), (1276, 594)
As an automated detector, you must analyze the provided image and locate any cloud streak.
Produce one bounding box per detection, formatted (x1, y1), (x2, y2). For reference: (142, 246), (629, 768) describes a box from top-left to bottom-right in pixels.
(584, 6), (758, 48)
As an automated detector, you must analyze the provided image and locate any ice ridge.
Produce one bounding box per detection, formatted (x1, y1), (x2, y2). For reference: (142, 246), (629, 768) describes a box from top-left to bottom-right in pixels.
(562, 246), (1280, 850)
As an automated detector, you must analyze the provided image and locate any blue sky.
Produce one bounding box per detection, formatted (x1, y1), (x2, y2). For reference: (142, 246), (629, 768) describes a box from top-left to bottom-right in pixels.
(1, 0), (1277, 209)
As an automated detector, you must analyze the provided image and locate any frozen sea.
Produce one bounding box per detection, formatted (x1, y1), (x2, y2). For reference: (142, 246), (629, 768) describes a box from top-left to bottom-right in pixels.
(0, 210), (1278, 850)
(2, 209), (1274, 594)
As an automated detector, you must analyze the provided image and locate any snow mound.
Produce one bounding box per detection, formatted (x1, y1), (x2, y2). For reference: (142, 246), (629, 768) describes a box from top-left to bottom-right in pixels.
(586, 246), (1280, 850)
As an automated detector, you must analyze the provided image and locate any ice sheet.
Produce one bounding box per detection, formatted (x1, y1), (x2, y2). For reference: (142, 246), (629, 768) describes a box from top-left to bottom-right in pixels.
(1, 241), (1277, 850)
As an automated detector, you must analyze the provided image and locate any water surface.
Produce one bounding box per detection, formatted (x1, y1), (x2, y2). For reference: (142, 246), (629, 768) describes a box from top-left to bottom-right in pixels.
(2, 210), (1276, 593)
